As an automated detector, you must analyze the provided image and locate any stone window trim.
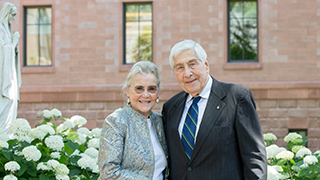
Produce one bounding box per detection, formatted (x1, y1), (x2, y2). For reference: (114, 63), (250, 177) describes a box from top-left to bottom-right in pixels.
(224, 0), (262, 70)
(119, 0), (156, 72)
(20, 0), (55, 74)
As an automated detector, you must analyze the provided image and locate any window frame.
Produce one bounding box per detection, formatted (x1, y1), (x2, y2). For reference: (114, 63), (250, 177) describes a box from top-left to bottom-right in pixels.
(23, 6), (52, 67)
(20, 1), (55, 74)
(122, 2), (153, 65)
(227, 0), (259, 63)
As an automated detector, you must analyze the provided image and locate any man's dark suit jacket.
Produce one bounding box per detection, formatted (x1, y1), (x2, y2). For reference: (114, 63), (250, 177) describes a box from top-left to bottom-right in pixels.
(162, 77), (267, 180)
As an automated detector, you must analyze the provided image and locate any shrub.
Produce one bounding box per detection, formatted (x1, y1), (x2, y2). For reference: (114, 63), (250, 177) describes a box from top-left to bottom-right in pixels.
(0, 109), (100, 180)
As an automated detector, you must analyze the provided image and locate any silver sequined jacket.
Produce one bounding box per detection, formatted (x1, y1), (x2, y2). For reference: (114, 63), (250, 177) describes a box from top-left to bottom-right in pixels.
(98, 105), (168, 179)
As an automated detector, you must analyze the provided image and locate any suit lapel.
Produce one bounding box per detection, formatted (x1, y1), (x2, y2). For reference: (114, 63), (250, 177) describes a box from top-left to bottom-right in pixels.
(190, 77), (226, 163)
(168, 93), (189, 162)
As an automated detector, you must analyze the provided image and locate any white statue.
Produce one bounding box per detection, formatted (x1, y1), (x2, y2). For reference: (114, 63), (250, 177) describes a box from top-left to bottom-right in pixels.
(0, 2), (21, 137)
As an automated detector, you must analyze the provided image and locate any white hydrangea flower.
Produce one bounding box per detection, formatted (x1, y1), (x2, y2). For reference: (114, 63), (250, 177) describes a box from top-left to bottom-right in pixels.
(70, 115), (87, 127)
(22, 145), (41, 161)
(63, 120), (75, 129)
(45, 135), (64, 151)
(55, 175), (69, 180)
(276, 150), (294, 160)
(84, 147), (99, 159)
(37, 162), (50, 170)
(74, 133), (86, 145)
(264, 133), (277, 141)
(3, 174), (18, 180)
(14, 135), (34, 143)
(266, 144), (286, 159)
(51, 152), (61, 159)
(77, 156), (96, 169)
(9, 118), (31, 136)
(296, 148), (312, 158)
(71, 149), (81, 156)
(277, 173), (290, 179)
(314, 150), (320, 155)
(54, 164), (69, 175)
(42, 109), (53, 118)
(14, 151), (23, 156)
(303, 155), (318, 165)
(267, 173), (279, 180)
(91, 164), (99, 173)
(267, 165), (288, 180)
(30, 124), (55, 140)
(77, 127), (90, 136)
(0, 140), (9, 149)
(300, 163), (309, 168)
(0, 132), (10, 141)
(51, 108), (62, 117)
(284, 132), (302, 143)
(267, 165), (277, 174)
(272, 165), (283, 172)
(4, 161), (20, 172)
(47, 159), (60, 169)
(91, 128), (101, 138)
(56, 124), (67, 133)
(88, 138), (100, 149)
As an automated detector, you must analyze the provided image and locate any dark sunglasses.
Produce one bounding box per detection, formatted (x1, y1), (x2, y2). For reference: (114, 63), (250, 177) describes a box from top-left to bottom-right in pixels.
(131, 85), (158, 94)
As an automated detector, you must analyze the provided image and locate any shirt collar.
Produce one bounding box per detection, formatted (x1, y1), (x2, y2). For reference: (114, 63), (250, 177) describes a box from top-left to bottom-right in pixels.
(187, 75), (212, 102)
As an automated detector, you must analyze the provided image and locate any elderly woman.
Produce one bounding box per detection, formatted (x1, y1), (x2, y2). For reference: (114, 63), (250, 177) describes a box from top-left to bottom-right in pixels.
(98, 61), (168, 179)
(0, 2), (21, 136)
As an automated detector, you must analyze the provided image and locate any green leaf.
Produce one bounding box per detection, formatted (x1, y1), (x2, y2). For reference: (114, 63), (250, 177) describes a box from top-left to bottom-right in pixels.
(69, 167), (82, 176)
(2, 151), (12, 160)
(277, 159), (287, 166)
(59, 154), (68, 164)
(17, 162), (27, 176)
(90, 175), (99, 180)
(26, 163), (37, 176)
(64, 143), (74, 156)
(39, 174), (55, 180)
(297, 168), (310, 177)
(69, 155), (81, 166)
(79, 144), (86, 152)
(289, 158), (296, 165)
(67, 141), (80, 151)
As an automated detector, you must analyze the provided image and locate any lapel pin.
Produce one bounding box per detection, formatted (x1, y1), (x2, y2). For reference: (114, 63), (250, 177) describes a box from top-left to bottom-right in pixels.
(217, 106), (220, 110)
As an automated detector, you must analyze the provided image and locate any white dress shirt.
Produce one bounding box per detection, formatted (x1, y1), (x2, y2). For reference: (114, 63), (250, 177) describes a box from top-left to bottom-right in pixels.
(178, 76), (212, 143)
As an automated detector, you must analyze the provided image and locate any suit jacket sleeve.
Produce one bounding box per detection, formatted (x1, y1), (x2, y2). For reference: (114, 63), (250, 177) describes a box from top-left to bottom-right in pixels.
(235, 88), (267, 180)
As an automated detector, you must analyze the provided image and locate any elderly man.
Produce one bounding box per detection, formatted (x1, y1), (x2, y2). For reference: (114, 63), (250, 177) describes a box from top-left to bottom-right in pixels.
(162, 39), (267, 180)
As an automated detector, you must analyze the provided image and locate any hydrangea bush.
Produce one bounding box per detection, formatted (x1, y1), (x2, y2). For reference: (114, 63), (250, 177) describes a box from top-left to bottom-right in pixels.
(0, 108), (101, 180)
(265, 132), (320, 180)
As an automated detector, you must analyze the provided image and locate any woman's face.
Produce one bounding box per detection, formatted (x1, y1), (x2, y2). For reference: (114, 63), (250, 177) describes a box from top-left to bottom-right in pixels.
(9, 7), (17, 24)
(126, 73), (158, 118)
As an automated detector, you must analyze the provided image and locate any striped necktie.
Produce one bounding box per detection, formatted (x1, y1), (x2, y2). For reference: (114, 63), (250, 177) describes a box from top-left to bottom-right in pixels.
(181, 96), (201, 161)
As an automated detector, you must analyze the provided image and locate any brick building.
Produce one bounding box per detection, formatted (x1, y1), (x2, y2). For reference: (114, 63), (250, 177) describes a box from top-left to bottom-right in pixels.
(1, 0), (320, 151)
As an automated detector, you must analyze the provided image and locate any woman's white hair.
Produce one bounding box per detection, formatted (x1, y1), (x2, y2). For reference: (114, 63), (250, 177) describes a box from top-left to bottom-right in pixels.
(169, 39), (207, 69)
(122, 61), (160, 95)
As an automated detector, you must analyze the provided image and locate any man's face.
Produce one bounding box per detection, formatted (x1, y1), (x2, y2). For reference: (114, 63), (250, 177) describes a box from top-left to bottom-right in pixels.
(173, 49), (209, 97)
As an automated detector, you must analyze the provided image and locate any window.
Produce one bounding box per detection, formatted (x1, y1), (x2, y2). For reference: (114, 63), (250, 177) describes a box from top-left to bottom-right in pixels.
(123, 3), (153, 64)
(227, 0), (258, 62)
(24, 7), (52, 67)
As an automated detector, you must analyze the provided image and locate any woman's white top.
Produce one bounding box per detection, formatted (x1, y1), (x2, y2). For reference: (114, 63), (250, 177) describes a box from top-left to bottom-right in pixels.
(147, 118), (166, 180)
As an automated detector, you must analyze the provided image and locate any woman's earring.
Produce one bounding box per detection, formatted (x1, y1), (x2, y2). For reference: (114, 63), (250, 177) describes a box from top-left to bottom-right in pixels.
(127, 98), (130, 104)
(156, 98), (159, 103)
